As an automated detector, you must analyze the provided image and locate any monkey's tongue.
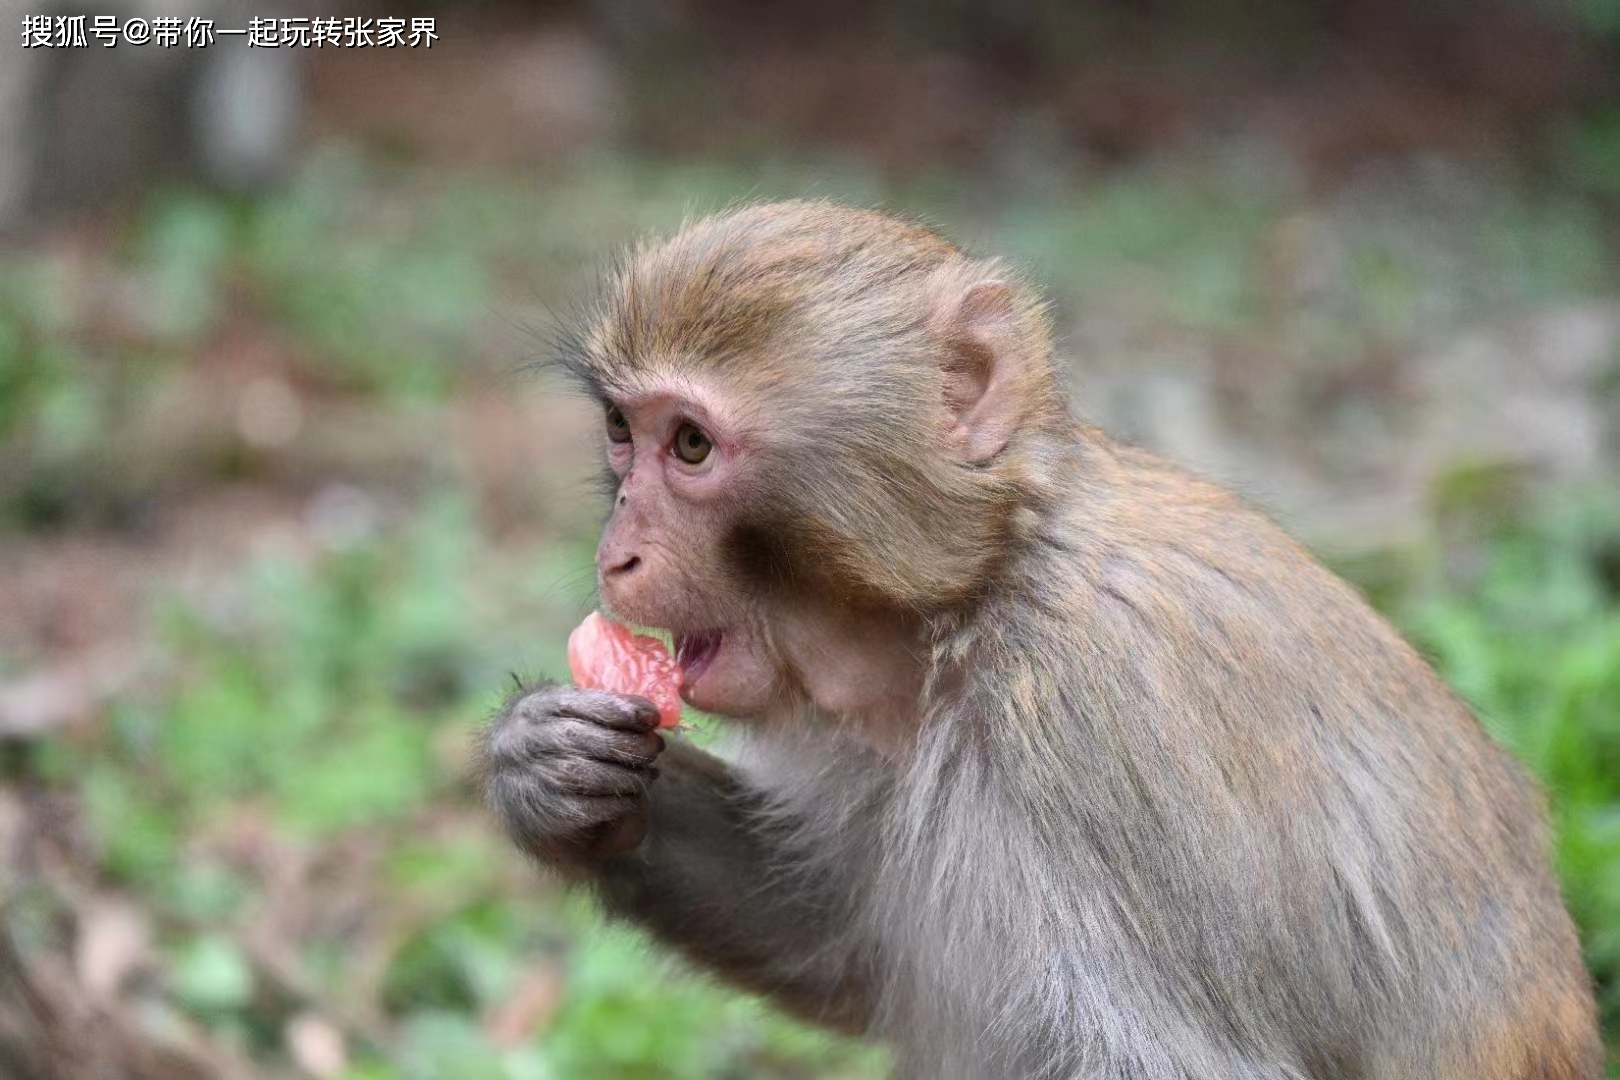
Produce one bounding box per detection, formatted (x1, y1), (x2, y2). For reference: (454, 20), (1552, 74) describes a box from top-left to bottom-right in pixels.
(674, 632), (722, 682)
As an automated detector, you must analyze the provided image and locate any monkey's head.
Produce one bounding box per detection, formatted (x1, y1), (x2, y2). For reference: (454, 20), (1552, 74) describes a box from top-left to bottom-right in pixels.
(560, 201), (1066, 719)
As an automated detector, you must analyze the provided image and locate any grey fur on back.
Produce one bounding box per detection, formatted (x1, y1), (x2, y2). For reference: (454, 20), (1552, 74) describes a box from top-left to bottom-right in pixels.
(728, 428), (1595, 1080)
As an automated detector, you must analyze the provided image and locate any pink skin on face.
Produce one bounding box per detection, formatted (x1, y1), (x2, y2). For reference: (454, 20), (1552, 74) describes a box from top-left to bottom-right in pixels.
(594, 382), (780, 719)
(593, 378), (927, 741)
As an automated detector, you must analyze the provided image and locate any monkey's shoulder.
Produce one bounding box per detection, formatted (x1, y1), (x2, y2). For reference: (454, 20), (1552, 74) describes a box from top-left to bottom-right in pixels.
(1066, 441), (1361, 626)
(1040, 437), (1476, 738)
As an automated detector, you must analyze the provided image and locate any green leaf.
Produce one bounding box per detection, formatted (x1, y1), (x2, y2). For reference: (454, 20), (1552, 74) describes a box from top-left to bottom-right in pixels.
(172, 934), (254, 1013)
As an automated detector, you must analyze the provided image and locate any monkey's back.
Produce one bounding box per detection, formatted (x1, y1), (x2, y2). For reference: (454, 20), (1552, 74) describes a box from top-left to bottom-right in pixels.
(987, 431), (1602, 1078)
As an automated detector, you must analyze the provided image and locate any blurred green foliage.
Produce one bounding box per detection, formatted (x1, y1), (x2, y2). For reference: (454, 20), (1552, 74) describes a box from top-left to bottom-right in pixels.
(1567, 107), (1620, 202)
(1576, 0), (1620, 36)
(1, 146), (1617, 1075)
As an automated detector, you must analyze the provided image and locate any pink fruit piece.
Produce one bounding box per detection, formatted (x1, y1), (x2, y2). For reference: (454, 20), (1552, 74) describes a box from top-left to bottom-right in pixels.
(566, 612), (684, 729)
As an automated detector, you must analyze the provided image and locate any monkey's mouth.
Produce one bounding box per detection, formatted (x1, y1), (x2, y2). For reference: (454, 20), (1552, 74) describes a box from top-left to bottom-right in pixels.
(674, 631), (724, 685)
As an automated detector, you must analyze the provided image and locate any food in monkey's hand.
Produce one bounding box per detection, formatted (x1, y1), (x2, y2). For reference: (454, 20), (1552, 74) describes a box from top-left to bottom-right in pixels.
(567, 612), (684, 728)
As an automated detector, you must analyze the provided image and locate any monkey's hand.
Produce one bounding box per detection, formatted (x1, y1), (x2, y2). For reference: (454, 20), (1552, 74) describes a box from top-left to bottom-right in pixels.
(481, 683), (665, 867)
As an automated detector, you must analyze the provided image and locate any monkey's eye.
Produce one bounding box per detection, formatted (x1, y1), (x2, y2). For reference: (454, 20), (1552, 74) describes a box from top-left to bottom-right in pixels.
(673, 423), (712, 465)
(605, 406), (631, 444)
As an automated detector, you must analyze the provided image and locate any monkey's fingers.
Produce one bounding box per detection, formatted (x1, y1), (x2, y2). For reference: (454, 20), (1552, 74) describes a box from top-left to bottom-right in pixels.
(547, 756), (659, 799)
(579, 727), (665, 769)
(533, 716), (662, 767)
(488, 770), (642, 833)
(548, 687), (662, 732)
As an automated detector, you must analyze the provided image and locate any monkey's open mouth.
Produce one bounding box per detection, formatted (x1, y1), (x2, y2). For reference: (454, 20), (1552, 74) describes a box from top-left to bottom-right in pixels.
(674, 631), (723, 683)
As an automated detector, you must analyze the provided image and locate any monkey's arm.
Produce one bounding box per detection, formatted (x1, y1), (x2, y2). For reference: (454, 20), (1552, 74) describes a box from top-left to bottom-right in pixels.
(593, 739), (876, 1033)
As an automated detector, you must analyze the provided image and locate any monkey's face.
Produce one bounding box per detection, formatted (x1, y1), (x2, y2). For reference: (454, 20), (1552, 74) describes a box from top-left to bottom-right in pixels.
(567, 201), (1066, 723)
(590, 372), (936, 726)
(591, 378), (787, 719)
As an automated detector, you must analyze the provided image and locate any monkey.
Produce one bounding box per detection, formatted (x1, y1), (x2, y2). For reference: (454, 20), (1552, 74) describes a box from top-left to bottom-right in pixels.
(480, 201), (1602, 1080)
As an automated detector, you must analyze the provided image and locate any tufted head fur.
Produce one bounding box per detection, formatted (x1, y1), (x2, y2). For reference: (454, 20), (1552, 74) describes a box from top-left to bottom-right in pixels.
(555, 200), (1067, 609)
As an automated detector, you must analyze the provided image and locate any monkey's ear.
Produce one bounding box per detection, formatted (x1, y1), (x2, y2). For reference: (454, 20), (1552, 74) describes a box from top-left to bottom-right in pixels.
(936, 277), (1027, 464)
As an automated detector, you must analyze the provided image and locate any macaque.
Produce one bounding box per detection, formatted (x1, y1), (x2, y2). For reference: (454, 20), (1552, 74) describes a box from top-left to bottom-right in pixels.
(481, 202), (1601, 1079)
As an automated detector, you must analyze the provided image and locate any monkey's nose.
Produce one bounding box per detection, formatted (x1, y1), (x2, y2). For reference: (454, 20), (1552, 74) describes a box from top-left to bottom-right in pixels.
(602, 553), (642, 579)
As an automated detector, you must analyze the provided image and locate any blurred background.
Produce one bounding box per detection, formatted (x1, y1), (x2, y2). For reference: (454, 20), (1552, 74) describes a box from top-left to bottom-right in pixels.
(0, 0), (1618, 1077)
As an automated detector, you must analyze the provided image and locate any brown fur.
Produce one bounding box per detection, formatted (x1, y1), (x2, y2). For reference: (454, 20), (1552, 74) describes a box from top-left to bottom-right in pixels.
(486, 200), (1604, 1080)
(570, 202), (1062, 607)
